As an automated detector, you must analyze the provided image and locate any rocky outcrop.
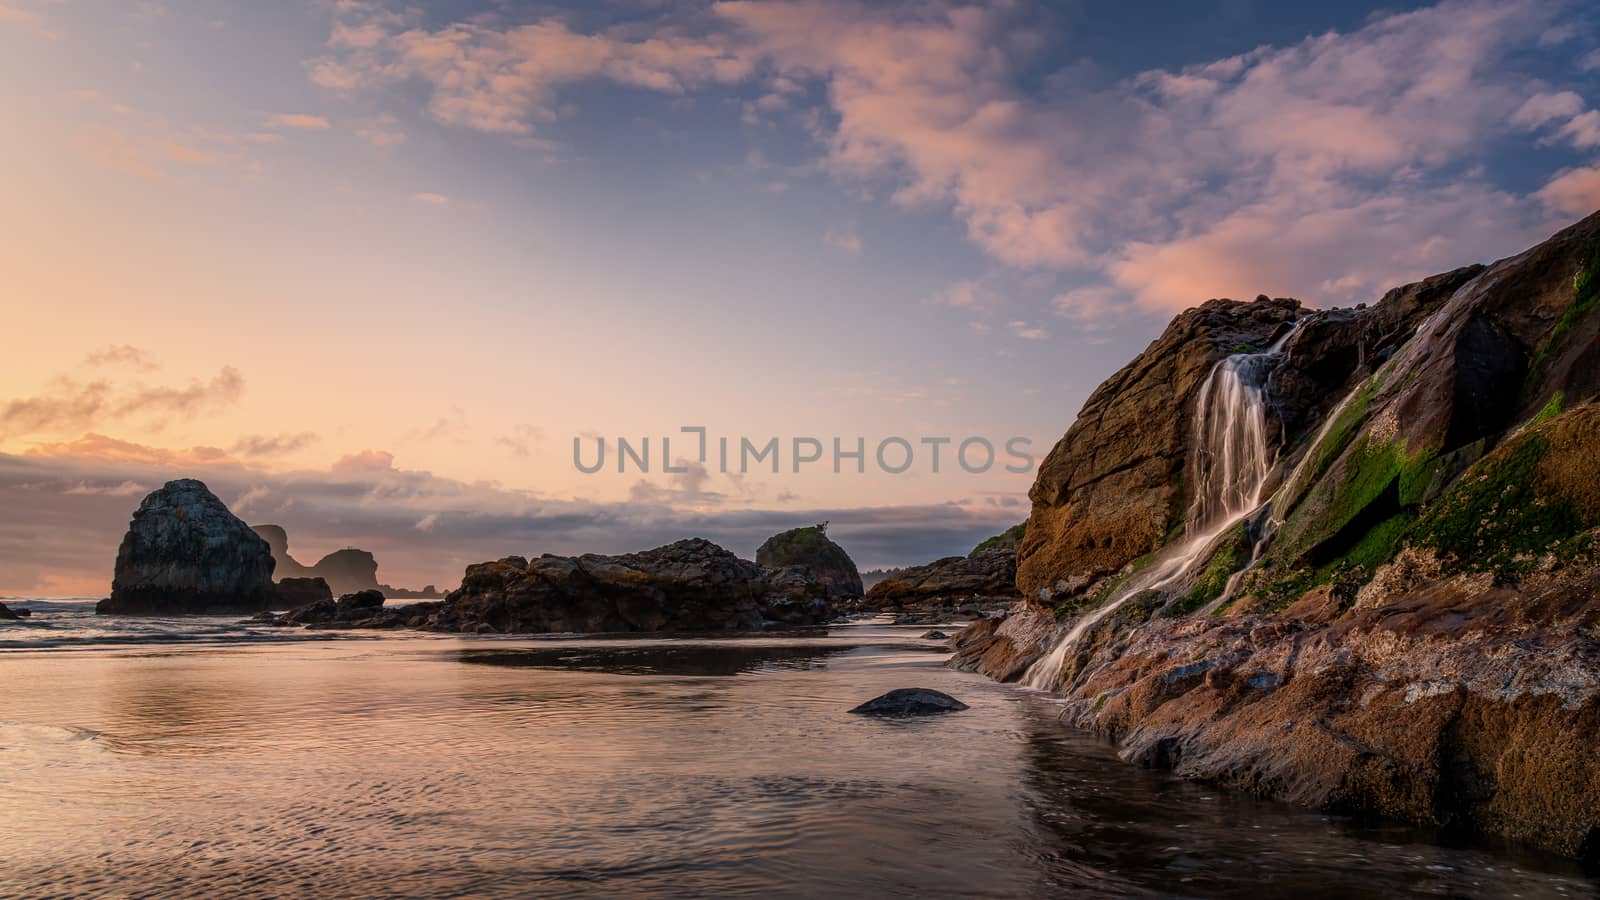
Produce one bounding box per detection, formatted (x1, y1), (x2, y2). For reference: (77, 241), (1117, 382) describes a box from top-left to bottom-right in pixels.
(0, 601), (18, 621)
(261, 539), (835, 634)
(972, 523), (1025, 555)
(848, 688), (968, 717)
(424, 539), (832, 633)
(993, 211), (1600, 859)
(947, 600), (1057, 683)
(272, 577), (332, 610)
(98, 479), (276, 615)
(755, 524), (863, 598)
(1016, 272), (1475, 599)
(251, 524), (442, 598)
(863, 549), (1020, 606)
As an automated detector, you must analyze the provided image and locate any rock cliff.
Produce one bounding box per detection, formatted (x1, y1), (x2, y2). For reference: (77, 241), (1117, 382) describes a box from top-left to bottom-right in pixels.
(98, 479), (276, 615)
(970, 211), (1600, 860)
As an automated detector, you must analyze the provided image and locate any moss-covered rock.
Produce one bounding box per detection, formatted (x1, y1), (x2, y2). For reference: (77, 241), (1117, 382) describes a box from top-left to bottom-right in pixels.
(972, 522), (1025, 555)
(755, 524), (863, 598)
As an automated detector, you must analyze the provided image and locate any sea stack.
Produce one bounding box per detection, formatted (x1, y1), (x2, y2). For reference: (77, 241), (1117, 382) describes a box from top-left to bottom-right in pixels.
(755, 523), (864, 598)
(97, 479), (277, 615)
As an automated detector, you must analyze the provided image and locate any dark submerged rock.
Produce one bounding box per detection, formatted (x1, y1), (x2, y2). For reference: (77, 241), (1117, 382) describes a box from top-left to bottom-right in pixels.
(0, 602), (17, 621)
(848, 688), (969, 717)
(98, 479), (276, 615)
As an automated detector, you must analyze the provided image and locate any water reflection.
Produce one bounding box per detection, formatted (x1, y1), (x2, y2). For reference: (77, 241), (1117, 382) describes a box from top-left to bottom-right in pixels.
(457, 642), (858, 676)
(0, 626), (1592, 898)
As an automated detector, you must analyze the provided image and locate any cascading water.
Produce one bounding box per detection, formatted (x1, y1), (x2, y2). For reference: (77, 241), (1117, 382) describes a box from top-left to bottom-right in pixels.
(1021, 322), (1302, 692)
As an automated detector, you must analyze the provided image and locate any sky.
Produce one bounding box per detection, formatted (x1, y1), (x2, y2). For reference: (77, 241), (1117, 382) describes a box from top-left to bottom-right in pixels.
(3, 0), (1598, 595)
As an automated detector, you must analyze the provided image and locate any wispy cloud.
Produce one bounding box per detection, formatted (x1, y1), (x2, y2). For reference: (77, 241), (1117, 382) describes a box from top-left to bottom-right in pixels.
(1, 365), (243, 439)
(314, 0), (1589, 318)
(266, 112), (332, 130)
(823, 225), (862, 255)
(231, 432), (320, 457)
(413, 192), (449, 204)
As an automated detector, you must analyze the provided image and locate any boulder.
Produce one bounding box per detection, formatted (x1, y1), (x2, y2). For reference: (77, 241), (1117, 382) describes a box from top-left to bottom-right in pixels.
(755, 524), (864, 598)
(848, 688), (969, 717)
(0, 602), (17, 621)
(863, 549), (1019, 607)
(273, 577), (332, 610)
(97, 479), (276, 615)
(920, 629), (949, 640)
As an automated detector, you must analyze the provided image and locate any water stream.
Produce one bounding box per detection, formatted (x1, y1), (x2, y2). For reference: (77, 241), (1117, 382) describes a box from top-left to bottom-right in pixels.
(1022, 322), (1301, 691)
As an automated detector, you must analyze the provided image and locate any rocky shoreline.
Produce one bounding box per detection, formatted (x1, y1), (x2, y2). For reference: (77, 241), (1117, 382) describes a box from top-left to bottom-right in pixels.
(951, 212), (1600, 860)
(75, 212), (1600, 861)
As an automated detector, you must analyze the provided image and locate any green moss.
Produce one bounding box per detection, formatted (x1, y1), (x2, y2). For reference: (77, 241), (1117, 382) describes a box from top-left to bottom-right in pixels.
(972, 522), (1026, 555)
(1531, 242), (1600, 371)
(1531, 391), (1565, 428)
(1278, 432), (1436, 565)
(1170, 524), (1248, 616)
(1411, 433), (1586, 578)
(1306, 376), (1378, 491)
(1340, 512), (1416, 573)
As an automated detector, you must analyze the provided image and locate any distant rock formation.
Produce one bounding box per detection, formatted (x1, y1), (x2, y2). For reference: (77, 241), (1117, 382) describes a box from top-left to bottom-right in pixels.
(862, 549), (1020, 607)
(98, 479), (276, 615)
(755, 524), (863, 598)
(971, 523), (1025, 555)
(250, 524), (441, 598)
(258, 538), (834, 633)
(0, 601), (18, 621)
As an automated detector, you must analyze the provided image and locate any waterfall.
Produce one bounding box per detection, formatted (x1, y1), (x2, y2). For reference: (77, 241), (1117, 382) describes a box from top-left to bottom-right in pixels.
(1020, 322), (1301, 692)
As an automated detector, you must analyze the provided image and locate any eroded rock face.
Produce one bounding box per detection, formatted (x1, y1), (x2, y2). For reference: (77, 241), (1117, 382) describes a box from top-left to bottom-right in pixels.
(755, 525), (864, 598)
(1017, 298), (1302, 598)
(863, 549), (1020, 607)
(1016, 276), (1471, 599)
(994, 212), (1600, 859)
(1016, 537), (1600, 859)
(946, 600), (1057, 683)
(98, 479), (276, 615)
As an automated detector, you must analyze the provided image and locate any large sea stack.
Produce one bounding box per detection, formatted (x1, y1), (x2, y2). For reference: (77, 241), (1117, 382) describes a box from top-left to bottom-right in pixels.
(97, 479), (277, 615)
(955, 211), (1600, 859)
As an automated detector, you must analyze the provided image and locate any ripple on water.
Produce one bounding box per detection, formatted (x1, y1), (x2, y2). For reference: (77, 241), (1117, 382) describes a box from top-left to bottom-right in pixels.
(0, 621), (1593, 898)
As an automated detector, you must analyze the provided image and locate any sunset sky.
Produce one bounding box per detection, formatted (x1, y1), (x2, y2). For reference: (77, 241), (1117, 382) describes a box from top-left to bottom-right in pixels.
(4, 0), (1598, 594)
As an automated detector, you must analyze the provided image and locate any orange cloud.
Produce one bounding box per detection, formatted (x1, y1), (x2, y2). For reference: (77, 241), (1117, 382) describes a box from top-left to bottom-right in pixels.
(25, 433), (240, 467)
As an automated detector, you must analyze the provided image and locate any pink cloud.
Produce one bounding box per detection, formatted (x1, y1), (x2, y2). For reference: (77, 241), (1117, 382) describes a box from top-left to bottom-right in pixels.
(1537, 166), (1600, 217)
(316, 0), (1579, 315)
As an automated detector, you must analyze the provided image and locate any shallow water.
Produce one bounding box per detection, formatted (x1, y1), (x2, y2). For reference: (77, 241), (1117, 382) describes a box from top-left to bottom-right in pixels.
(1, 600), (1595, 898)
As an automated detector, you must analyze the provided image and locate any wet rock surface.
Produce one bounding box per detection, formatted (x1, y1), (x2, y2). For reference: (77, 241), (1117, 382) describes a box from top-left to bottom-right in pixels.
(848, 688), (969, 717)
(988, 213), (1600, 859)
